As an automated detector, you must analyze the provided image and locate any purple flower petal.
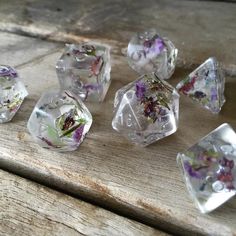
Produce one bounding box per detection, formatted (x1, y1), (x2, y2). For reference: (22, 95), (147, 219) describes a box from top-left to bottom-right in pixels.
(184, 161), (203, 179)
(0, 65), (18, 78)
(83, 84), (101, 91)
(211, 87), (218, 101)
(143, 36), (165, 55)
(153, 38), (165, 54)
(135, 80), (146, 100)
(73, 125), (85, 142)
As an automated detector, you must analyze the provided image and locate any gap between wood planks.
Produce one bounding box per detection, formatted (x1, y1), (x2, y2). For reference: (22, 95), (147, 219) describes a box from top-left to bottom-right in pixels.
(1, 0), (236, 77)
(0, 159), (179, 236)
(0, 25), (235, 78)
(1, 169), (168, 236)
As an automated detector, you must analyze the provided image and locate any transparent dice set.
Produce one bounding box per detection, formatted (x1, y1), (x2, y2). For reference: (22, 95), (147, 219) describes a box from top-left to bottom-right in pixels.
(28, 42), (111, 151)
(2, 28), (232, 214)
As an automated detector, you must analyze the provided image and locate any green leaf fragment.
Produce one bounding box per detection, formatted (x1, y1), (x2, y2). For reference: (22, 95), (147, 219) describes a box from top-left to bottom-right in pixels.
(76, 118), (87, 124)
(59, 122), (85, 138)
(4, 86), (12, 90)
(46, 125), (59, 140)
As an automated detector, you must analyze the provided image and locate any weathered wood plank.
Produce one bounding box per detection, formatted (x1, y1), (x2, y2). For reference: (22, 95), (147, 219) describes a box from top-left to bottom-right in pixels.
(0, 170), (166, 236)
(0, 0), (236, 75)
(0, 32), (59, 67)
(0, 41), (235, 236)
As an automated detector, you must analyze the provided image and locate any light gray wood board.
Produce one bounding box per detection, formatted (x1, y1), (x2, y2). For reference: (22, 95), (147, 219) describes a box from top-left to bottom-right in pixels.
(0, 0), (236, 75)
(0, 32), (60, 67)
(0, 169), (167, 236)
(0, 47), (235, 236)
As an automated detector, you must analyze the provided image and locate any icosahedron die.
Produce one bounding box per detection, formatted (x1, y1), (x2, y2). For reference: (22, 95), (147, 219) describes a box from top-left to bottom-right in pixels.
(112, 73), (179, 146)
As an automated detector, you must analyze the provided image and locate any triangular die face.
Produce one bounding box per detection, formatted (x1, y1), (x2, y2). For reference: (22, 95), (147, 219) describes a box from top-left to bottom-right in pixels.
(113, 89), (144, 132)
(176, 57), (225, 113)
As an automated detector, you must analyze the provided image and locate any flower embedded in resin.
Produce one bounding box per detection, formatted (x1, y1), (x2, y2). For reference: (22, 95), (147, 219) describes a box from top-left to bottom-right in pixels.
(176, 57), (225, 114)
(177, 123), (236, 213)
(27, 90), (92, 152)
(0, 65), (28, 123)
(56, 43), (111, 102)
(127, 29), (178, 79)
(112, 73), (179, 146)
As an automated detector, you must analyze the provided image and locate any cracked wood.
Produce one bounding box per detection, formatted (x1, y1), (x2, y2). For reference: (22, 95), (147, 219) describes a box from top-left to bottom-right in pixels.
(0, 169), (166, 236)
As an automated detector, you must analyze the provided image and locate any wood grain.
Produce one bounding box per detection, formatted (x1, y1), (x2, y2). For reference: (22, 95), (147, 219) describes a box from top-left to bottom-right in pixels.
(0, 169), (166, 236)
(0, 0), (236, 75)
(0, 39), (235, 235)
(0, 32), (59, 67)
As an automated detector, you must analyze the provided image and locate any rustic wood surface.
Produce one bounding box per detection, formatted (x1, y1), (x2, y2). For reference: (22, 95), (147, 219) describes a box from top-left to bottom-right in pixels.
(0, 169), (167, 236)
(0, 32), (59, 68)
(0, 31), (235, 235)
(0, 0), (236, 76)
(1, 0), (236, 234)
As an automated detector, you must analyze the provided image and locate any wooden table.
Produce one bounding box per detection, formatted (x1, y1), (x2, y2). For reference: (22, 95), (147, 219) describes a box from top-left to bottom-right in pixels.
(0, 1), (236, 235)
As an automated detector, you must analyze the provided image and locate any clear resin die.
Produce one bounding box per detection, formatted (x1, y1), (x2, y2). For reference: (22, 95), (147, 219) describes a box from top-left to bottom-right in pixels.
(177, 123), (236, 213)
(56, 43), (111, 102)
(127, 29), (178, 79)
(176, 57), (225, 113)
(0, 65), (28, 123)
(27, 90), (92, 152)
(112, 73), (179, 146)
